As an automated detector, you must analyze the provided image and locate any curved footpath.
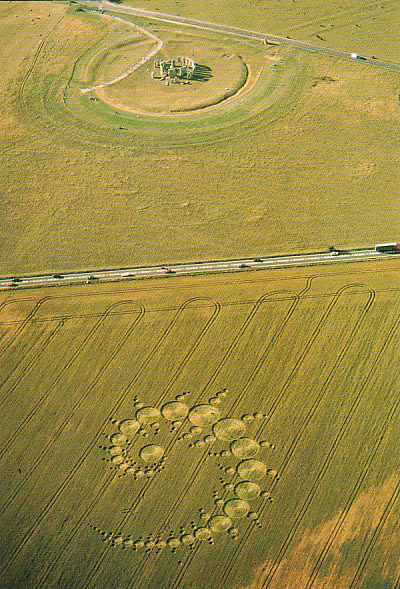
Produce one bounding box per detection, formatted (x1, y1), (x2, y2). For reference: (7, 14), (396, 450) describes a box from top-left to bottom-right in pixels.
(80, 13), (163, 93)
(81, 0), (400, 74)
(0, 250), (397, 290)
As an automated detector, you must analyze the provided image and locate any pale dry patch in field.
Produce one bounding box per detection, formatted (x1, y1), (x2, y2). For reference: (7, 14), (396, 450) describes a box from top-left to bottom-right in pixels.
(245, 473), (400, 589)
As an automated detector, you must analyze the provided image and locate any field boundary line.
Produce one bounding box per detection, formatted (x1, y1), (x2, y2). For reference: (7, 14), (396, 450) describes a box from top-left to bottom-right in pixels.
(0, 301), (145, 575)
(216, 284), (375, 589)
(36, 297), (220, 588)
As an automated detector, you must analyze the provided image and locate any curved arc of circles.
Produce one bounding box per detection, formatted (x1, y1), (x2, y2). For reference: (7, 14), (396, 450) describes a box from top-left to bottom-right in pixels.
(0, 300), (146, 578)
(81, 297), (221, 587)
(97, 291), (287, 585)
(133, 287), (315, 589)
(307, 395), (400, 589)
(0, 319), (66, 411)
(36, 296), (220, 588)
(217, 284), (378, 589)
(133, 289), (302, 589)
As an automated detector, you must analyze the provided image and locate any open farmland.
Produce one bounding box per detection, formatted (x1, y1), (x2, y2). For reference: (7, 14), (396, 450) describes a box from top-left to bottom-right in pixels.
(0, 261), (399, 588)
(0, 1), (399, 276)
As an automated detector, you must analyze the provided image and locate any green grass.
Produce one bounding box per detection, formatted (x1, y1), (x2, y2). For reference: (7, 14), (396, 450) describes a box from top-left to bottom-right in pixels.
(0, 261), (399, 588)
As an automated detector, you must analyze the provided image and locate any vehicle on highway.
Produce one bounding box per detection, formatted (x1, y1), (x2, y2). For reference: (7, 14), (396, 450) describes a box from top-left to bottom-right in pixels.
(239, 263), (248, 268)
(254, 257), (262, 262)
(165, 269), (175, 274)
(375, 242), (400, 253)
(11, 277), (21, 283)
(87, 275), (100, 281)
(53, 274), (64, 279)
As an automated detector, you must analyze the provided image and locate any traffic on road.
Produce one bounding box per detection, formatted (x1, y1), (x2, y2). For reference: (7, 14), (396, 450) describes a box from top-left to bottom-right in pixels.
(0, 248), (397, 290)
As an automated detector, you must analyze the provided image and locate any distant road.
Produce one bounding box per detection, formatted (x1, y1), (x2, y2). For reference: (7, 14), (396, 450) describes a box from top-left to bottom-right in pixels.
(0, 249), (397, 290)
(81, 0), (400, 73)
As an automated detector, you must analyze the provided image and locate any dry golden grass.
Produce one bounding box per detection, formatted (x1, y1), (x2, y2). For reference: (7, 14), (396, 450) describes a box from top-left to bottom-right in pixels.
(0, 2), (399, 276)
(0, 260), (399, 588)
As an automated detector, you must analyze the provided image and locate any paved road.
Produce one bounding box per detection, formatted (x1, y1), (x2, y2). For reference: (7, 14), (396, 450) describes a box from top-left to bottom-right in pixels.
(0, 250), (396, 290)
(82, 0), (400, 73)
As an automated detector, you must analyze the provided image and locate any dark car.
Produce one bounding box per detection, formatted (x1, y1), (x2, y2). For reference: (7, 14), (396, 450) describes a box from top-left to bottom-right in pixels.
(53, 274), (63, 279)
(239, 263), (248, 269)
(11, 277), (22, 283)
(254, 258), (262, 262)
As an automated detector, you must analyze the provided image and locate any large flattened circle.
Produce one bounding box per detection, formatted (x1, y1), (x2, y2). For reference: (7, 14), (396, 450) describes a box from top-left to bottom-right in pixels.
(236, 459), (267, 481)
(188, 404), (220, 427)
(230, 437), (260, 458)
(139, 444), (164, 462)
(223, 499), (250, 519)
(136, 406), (161, 424)
(161, 401), (189, 421)
(213, 418), (246, 441)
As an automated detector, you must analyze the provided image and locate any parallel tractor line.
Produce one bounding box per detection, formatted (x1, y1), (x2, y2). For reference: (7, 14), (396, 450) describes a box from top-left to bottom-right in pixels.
(37, 296), (220, 587)
(216, 284), (374, 589)
(0, 302), (145, 576)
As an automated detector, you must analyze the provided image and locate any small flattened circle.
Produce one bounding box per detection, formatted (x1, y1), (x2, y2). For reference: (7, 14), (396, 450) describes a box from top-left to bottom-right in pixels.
(109, 445), (123, 456)
(111, 455), (124, 465)
(110, 433), (127, 445)
(136, 406), (161, 424)
(236, 459), (267, 481)
(161, 401), (189, 421)
(213, 418), (246, 441)
(234, 480), (261, 500)
(119, 419), (141, 436)
(230, 437), (260, 459)
(181, 534), (195, 545)
(167, 537), (181, 548)
(194, 527), (212, 540)
(208, 515), (232, 532)
(188, 404), (220, 427)
(223, 499), (250, 519)
(139, 444), (164, 462)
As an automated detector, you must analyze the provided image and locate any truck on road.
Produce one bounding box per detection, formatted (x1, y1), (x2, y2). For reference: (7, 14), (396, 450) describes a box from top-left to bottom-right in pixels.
(375, 242), (400, 253)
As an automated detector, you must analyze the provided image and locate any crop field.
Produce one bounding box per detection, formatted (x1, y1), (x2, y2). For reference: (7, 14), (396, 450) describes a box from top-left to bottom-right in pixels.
(0, 260), (399, 588)
(0, 1), (399, 276)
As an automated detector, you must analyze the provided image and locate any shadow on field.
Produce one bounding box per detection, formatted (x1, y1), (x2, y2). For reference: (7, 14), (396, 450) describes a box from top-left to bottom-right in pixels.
(192, 64), (212, 82)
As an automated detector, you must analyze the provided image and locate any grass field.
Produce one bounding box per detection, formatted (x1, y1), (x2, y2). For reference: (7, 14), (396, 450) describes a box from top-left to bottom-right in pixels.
(0, 1), (399, 276)
(0, 260), (399, 588)
(125, 0), (400, 62)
